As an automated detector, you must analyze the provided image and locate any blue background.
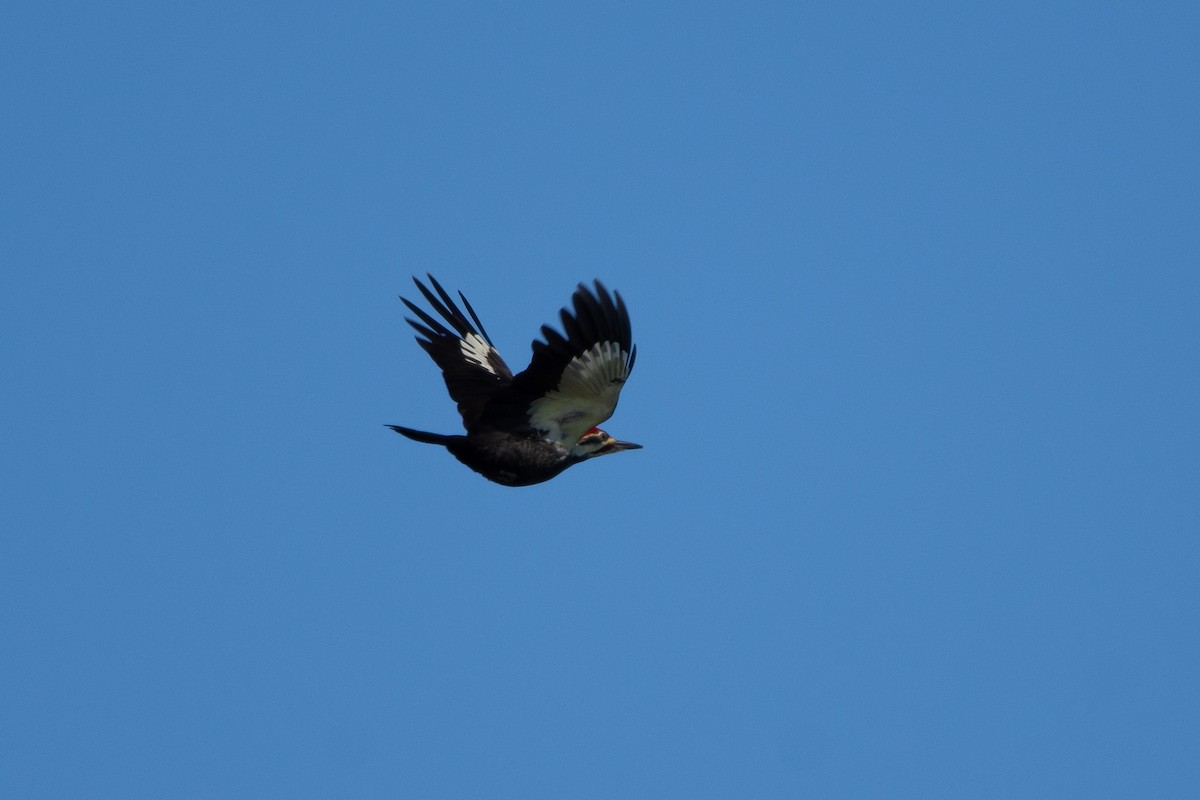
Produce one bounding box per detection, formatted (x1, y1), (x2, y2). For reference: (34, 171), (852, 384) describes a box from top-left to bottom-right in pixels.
(4, 2), (1198, 797)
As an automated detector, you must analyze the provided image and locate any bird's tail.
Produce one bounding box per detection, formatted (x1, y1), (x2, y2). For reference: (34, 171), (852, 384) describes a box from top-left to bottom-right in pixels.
(386, 425), (457, 446)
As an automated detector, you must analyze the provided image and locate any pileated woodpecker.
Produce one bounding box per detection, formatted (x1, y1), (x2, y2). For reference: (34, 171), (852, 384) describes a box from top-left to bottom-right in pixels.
(389, 275), (640, 486)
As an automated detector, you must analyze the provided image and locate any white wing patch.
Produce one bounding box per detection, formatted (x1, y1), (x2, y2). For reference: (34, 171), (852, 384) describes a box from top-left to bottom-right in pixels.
(459, 333), (501, 376)
(528, 341), (631, 445)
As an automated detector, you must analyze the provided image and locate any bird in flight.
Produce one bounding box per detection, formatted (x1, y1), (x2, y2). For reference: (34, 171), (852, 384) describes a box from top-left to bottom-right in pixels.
(389, 275), (640, 486)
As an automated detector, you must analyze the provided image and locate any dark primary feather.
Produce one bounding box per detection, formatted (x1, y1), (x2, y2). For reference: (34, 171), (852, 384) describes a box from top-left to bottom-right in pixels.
(400, 274), (513, 428)
(479, 280), (636, 437)
(510, 280), (636, 400)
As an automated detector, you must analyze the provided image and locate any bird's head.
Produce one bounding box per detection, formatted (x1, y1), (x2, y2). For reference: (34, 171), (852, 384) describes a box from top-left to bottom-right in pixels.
(570, 426), (642, 460)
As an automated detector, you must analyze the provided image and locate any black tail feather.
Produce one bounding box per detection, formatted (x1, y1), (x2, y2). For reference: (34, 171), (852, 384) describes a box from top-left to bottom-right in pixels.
(386, 425), (457, 446)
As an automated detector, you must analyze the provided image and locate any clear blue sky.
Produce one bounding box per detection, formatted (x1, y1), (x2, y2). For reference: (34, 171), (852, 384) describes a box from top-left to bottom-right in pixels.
(3, 2), (1198, 797)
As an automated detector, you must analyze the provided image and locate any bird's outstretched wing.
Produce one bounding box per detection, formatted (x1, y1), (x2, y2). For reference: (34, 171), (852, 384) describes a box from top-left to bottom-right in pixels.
(489, 280), (636, 447)
(401, 275), (513, 428)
